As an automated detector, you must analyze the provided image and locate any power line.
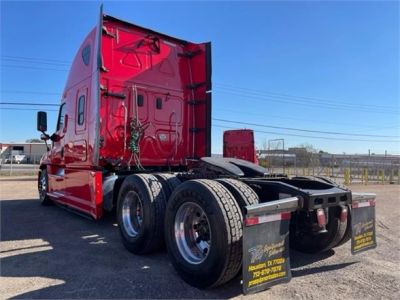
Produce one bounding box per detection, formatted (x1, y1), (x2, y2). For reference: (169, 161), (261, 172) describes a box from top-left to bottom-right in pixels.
(214, 87), (398, 114)
(215, 82), (399, 111)
(214, 107), (398, 130)
(213, 118), (400, 138)
(1, 55), (71, 64)
(1, 99), (397, 138)
(1, 65), (68, 72)
(2, 58), (70, 67)
(0, 102), (59, 106)
(0, 107), (58, 112)
(0, 90), (61, 96)
(213, 124), (400, 143)
(1, 55), (396, 112)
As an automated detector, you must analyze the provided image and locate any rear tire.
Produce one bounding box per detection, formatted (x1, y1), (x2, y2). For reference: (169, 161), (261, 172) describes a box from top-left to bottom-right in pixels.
(215, 178), (259, 278)
(117, 174), (167, 254)
(38, 169), (52, 206)
(215, 178), (259, 215)
(165, 179), (243, 288)
(290, 206), (348, 253)
(154, 173), (181, 201)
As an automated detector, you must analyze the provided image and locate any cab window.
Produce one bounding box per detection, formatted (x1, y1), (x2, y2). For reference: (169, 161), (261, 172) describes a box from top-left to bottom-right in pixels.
(56, 103), (66, 131)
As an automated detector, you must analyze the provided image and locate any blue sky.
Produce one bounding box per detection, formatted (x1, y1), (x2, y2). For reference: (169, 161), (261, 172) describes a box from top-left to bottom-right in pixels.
(1, 0), (399, 155)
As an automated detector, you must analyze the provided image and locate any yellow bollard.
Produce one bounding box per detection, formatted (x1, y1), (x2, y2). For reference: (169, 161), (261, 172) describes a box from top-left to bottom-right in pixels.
(344, 168), (351, 185)
(398, 169), (400, 184)
(361, 169), (365, 184)
(379, 169), (385, 184)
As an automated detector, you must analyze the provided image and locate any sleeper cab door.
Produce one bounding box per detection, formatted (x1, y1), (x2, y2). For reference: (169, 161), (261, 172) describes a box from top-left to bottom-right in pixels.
(64, 88), (88, 165)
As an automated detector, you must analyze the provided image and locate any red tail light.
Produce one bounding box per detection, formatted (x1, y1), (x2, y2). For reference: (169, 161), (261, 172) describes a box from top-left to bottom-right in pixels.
(316, 208), (326, 227)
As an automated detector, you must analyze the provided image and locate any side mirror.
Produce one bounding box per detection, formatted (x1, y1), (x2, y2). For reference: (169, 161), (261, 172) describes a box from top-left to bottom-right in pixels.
(37, 111), (47, 132)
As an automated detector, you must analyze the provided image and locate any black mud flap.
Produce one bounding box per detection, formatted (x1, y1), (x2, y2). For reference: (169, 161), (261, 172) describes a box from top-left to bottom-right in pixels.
(242, 197), (299, 295)
(351, 193), (377, 254)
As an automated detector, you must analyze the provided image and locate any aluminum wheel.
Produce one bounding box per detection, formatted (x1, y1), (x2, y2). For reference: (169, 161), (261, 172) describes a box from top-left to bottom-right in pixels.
(174, 202), (211, 264)
(122, 191), (143, 237)
(39, 171), (47, 200)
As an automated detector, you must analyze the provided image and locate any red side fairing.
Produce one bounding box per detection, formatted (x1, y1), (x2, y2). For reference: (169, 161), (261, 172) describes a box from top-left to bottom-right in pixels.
(223, 129), (258, 164)
(47, 167), (103, 219)
(99, 16), (211, 169)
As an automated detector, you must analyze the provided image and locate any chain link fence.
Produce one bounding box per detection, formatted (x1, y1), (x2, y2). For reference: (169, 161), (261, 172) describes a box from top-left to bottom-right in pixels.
(259, 152), (400, 185)
(0, 154), (42, 176)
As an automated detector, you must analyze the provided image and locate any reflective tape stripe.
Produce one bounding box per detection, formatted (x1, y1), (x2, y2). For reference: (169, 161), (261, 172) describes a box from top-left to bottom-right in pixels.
(245, 212), (291, 226)
(352, 200), (375, 209)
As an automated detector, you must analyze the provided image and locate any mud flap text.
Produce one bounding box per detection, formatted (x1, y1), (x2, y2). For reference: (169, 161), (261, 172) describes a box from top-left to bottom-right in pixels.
(351, 198), (377, 254)
(243, 211), (292, 294)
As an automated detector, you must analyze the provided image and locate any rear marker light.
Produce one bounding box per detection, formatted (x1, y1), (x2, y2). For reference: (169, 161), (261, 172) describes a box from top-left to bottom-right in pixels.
(316, 208), (326, 227)
(352, 200), (375, 209)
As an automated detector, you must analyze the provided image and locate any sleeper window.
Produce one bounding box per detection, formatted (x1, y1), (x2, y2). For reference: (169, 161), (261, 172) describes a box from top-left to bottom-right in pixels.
(82, 45), (91, 66)
(77, 95), (85, 125)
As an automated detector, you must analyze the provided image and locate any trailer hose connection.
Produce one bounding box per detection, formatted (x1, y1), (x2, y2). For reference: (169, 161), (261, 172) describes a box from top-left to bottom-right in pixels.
(129, 119), (140, 154)
(128, 118), (148, 170)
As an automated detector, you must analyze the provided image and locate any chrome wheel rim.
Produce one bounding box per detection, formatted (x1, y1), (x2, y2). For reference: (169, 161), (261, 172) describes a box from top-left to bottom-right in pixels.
(122, 191), (143, 237)
(39, 172), (47, 199)
(174, 202), (211, 264)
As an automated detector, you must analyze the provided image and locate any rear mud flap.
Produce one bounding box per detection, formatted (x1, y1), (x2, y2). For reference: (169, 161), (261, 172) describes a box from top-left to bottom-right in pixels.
(351, 193), (377, 254)
(242, 197), (299, 294)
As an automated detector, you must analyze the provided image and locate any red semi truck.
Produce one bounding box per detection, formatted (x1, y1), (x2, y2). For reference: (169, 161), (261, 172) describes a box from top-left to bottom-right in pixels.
(36, 9), (377, 294)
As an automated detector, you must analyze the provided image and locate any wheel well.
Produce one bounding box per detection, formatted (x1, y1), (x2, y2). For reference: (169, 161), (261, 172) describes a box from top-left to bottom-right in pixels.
(102, 174), (126, 212)
(112, 177), (125, 207)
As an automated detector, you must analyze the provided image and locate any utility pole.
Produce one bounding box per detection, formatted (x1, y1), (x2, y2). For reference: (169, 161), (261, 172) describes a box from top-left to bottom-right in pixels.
(368, 149), (371, 182)
(283, 139), (285, 173)
(368, 149), (370, 169)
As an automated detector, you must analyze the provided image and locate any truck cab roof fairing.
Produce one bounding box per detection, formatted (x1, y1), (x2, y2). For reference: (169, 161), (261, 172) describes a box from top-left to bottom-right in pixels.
(102, 14), (190, 46)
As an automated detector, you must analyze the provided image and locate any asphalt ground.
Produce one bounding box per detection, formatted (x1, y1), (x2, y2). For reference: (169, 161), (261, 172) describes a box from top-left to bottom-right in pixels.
(0, 178), (399, 299)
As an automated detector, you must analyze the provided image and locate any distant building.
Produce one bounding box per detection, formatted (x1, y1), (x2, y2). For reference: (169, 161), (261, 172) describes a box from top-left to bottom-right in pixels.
(319, 152), (400, 168)
(258, 150), (297, 166)
(287, 147), (308, 153)
(0, 142), (47, 164)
